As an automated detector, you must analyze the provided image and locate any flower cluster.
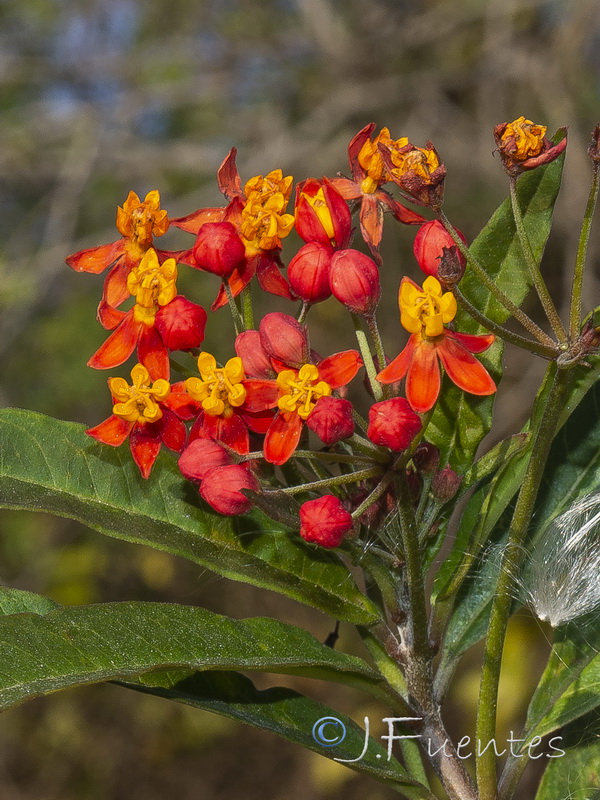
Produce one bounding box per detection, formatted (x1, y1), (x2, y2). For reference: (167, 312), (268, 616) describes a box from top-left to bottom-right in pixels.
(69, 116), (566, 549)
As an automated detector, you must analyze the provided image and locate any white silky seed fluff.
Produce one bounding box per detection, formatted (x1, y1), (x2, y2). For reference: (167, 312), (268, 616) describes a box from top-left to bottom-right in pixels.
(523, 492), (600, 627)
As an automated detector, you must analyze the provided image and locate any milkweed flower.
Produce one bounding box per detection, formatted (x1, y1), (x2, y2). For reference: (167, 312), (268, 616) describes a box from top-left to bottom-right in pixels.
(171, 148), (295, 309)
(299, 495), (353, 548)
(88, 248), (207, 379)
(494, 116), (567, 177)
(377, 276), (496, 413)
(329, 124), (425, 261)
(294, 177), (352, 249)
(379, 139), (446, 210)
(66, 190), (172, 324)
(521, 493), (600, 627)
(86, 363), (186, 478)
(179, 352), (279, 455)
(235, 313), (362, 464)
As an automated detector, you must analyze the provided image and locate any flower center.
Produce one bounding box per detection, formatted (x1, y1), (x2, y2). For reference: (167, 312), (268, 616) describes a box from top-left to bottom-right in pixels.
(109, 364), (170, 424)
(277, 364), (332, 420)
(127, 249), (177, 324)
(185, 353), (247, 418)
(117, 190), (169, 247)
(391, 146), (439, 183)
(239, 170), (295, 251)
(400, 276), (457, 338)
(501, 116), (546, 161)
(357, 128), (399, 191)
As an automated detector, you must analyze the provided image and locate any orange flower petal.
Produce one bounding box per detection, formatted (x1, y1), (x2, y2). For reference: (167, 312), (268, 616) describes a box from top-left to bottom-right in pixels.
(97, 300), (127, 331)
(377, 335), (417, 383)
(103, 260), (131, 308)
(359, 194), (384, 252)
(138, 323), (169, 381)
(194, 412), (249, 455)
(157, 408), (186, 452)
(242, 380), (280, 411)
(217, 147), (243, 200)
(446, 329), (495, 354)
(211, 257), (256, 311)
(170, 207), (226, 235)
(87, 311), (141, 370)
(406, 340), (440, 413)
(66, 240), (125, 274)
(129, 424), (161, 479)
(255, 252), (295, 300)
(328, 177), (361, 200)
(318, 350), (363, 389)
(86, 415), (132, 446)
(437, 335), (497, 396)
(264, 411), (303, 465)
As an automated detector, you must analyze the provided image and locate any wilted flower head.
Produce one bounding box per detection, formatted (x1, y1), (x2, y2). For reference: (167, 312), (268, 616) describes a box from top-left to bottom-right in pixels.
(493, 116), (567, 177)
(522, 492), (600, 627)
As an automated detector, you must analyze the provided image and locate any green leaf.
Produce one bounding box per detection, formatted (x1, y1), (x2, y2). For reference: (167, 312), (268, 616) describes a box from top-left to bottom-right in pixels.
(119, 670), (434, 798)
(535, 711), (600, 800)
(525, 619), (600, 742)
(0, 409), (379, 625)
(535, 362), (600, 530)
(0, 597), (388, 710)
(0, 586), (58, 615)
(427, 147), (565, 472)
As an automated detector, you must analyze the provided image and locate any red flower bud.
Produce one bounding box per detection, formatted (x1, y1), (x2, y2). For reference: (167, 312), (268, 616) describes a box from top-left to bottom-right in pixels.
(299, 495), (353, 548)
(192, 221), (245, 277)
(294, 178), (352, 248)
(367, 398), (422, 451)
(178, 438), (233, 482)
(431, 466), (462, 502)
(235, 330), (274, 378)
(155, 295), (207, 352)
(412, 441), (440, 474)
(329, 249), (381, 315)
(259, 312), (309, 368)
(413, 220), (466, 279)
(200, 464), (259, 515)
(306, 396), (354, 445)
(288, 242), (333, 303)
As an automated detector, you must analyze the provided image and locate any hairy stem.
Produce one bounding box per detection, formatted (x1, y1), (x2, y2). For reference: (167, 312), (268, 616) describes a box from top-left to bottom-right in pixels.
(475, 365), (572, 800)
(352, 313), (383, 401)
(439, 211), (556, 347)
(569, 162), (600, 340)
(453, 285), (558, 359)
(508, 177), (566, 342)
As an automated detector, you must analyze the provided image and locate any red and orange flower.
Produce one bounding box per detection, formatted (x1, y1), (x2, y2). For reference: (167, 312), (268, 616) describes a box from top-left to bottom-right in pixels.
(88, 248), (207, 380)
(329, 124), (425, 261)
(235, 312), (363, 465)
(173, 351), (279, 455)
(171, 149), (295, 309)
(377, 276), (496, 413)
(86, 363), (187, 478)
(66, 190), (172, 325)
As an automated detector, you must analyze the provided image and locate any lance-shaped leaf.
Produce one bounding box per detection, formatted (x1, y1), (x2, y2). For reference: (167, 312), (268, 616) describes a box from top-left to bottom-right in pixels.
(427, 144), (565, 472)
(119, 671), (435, 799)
(534, 711), (600, 800)
(0, 597), (390, 710)
(0, 409), (379, 625)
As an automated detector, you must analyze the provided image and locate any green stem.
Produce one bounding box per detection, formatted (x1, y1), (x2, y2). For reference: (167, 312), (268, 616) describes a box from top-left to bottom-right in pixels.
(223, 281), (244, 334)
(439, 211), (556, 347)
(276, 466), (384, 495)
(348, 432), (390, 461)
(297, 301), (310, 324)
(570, 162), (600, 341)
(241, 285), (254, 330)
(475, 365), (572, 800)
(393, 473), (477, 800)
(453, 285), (558, 359)
(291, 449), (377, 465)
(509, 177), (567, 342)
(352, 313), (383, 401)
(351, 472), (395, 520)
(366, 314), (390, 398)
